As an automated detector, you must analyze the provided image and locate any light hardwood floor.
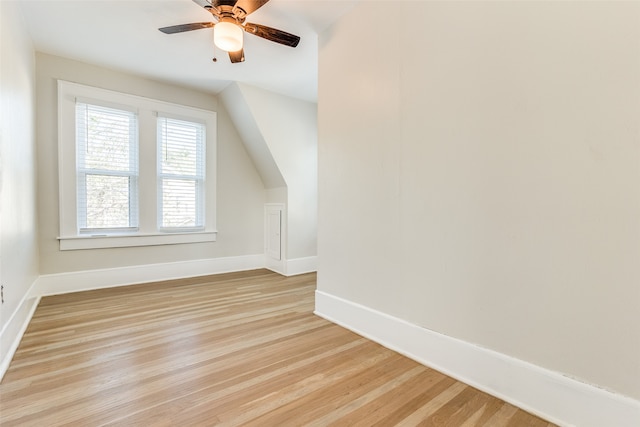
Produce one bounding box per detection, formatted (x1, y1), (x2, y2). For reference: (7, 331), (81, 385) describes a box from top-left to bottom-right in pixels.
(0, 269), (555, 426)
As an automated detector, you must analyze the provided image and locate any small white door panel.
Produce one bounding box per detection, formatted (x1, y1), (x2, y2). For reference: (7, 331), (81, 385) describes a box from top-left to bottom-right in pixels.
(266, 207), (281, 261)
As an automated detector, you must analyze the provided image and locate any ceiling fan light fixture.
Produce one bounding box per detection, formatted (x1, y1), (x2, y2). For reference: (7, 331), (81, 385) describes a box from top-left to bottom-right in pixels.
(214, 21), (243, 52)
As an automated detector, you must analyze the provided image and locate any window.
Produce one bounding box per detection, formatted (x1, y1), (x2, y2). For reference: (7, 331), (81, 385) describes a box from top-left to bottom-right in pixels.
(157, 116), (205, 231)
(76, 102), (139, 232)
(58, 81), (217, 250)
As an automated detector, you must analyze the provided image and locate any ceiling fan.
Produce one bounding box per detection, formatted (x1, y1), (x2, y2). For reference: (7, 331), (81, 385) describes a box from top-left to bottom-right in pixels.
(159, 0), (300, 63)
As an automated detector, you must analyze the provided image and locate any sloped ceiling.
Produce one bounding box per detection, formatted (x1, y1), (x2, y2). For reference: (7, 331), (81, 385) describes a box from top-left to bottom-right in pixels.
(220, 82), (286, 189)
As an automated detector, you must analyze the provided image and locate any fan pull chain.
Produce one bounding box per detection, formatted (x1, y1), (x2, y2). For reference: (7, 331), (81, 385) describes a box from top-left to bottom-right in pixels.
(212, 30), (218, 62)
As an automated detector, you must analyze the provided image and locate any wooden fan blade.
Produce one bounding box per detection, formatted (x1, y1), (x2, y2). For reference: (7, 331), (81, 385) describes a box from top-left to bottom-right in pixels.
(229, 49), (245, 63)
(243, 22), (300, 47)
(159, 22), (214, 34)
(235, 0), (269, 16)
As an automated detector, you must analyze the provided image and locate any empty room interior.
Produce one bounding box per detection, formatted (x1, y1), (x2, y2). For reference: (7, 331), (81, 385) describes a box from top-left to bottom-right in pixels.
(1, 0), (639, 425)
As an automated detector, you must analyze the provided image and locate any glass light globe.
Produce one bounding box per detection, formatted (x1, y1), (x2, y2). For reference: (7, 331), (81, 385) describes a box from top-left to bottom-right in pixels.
(214, 22), (243, 52)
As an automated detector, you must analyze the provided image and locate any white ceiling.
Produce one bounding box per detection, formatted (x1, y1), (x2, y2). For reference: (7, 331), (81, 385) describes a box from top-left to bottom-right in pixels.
(17, 0), (358, 102)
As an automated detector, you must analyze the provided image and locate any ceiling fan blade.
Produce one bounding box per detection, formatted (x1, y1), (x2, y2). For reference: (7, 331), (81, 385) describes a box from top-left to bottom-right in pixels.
(192, 0), (216, 10)
(159, 22), (214, 34)
(235, 0), (269, 16)
(229, 49), (245, 63)
(243, 23), (300, 47)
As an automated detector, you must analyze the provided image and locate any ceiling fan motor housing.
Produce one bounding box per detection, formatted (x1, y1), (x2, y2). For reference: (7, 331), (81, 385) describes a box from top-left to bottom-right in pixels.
(211, 3), (247, 24)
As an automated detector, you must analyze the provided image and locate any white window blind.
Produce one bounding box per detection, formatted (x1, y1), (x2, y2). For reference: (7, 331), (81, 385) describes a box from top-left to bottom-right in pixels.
(157, 116), (205, 230)
(76, 102), (139, 232)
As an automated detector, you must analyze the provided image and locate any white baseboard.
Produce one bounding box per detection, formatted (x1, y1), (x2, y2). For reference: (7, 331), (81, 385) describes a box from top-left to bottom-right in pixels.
(284, 256), (317, 276)
(36, 254), (266, 296)
(0, 281), (40, 382)
(265, 256), (318, 277)
(314, 290), (640, 427)
(265, 256), (286, 276)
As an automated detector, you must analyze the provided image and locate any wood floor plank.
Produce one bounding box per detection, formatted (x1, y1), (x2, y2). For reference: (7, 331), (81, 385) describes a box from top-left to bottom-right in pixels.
(418, 386), (494, 426)
(370, 375), (458, 427)
(236, 352), (423, 426)
(0, 269), (555, 426)
(331, 371), (454, 426)
(395, 382), (468, 427)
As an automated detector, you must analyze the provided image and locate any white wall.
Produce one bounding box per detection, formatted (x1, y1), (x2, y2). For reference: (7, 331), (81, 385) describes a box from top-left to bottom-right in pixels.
(266, 186), (287, 205)
(318, 0), (639, 406)
(35, 54), (265, 274)
(220, 82), (318, 266)
(236, 83), (318, 260)
(0, 0), (40, 375)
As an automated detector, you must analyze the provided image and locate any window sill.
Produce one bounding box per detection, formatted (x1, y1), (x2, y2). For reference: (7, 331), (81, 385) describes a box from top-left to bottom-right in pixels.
(58, 231), (218, 251)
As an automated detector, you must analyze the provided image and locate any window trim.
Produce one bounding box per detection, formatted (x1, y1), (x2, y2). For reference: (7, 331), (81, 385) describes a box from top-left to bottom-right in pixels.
(58, 231), (218, 251)
(57, 80), (217, 250)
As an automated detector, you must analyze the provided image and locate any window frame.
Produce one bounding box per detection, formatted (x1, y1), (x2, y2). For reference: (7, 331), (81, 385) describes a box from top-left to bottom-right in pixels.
(75, 101), (140, 233)
(156, 114), (206, 232)
(57, 80), (217, 251)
